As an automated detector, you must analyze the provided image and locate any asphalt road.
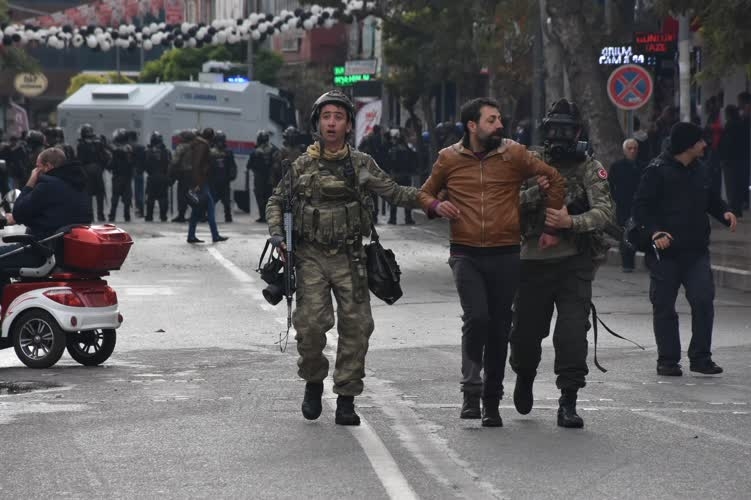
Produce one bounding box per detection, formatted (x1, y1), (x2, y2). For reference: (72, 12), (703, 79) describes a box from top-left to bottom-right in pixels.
(1, 212), (749, 499)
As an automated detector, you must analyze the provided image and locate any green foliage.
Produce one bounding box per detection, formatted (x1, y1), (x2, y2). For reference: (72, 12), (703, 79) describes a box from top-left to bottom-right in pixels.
(67, 73), (136, 96)
(139, 46), (234, 82)
(655, 0), (751, 78)
(253, 50), (284, 86)
(139, 44), (283, 85)
(0, 0), (40, 73)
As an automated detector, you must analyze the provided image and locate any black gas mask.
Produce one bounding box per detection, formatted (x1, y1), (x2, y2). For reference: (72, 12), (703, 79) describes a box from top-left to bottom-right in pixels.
(257, 243), (295, 305)
(541, 99), (589, 162)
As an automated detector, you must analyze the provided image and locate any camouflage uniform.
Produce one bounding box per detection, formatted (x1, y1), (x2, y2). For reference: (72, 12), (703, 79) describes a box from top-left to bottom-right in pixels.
(509, 151), (615, 392)
(266, 148), (420, 396)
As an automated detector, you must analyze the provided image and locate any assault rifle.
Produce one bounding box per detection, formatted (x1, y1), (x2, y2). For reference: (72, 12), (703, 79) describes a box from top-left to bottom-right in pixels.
(281, 159), (296, 351)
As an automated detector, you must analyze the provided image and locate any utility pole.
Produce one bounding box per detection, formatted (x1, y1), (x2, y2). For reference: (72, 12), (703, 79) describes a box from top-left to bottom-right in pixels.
(678, 14), (691, 122)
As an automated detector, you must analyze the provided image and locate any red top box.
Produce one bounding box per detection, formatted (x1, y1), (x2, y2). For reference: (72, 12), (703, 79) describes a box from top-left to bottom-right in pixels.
(63, 225), (133, 271)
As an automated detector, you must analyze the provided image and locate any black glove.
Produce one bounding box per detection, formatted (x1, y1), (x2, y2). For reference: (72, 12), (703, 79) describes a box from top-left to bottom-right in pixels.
(268, 235), (285, 248)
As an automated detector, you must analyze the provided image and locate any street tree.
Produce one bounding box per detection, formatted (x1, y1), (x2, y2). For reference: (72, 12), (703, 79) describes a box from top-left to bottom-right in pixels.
(543, 0), (636, 168)
(655, 0), (751, 78)
(0, 0), (39, 73)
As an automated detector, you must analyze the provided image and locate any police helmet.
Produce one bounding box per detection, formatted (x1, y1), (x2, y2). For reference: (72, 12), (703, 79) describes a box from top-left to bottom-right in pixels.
(201, 127), (215, 142)
(309, 89), (355, 132)
(215, 130), (227, 147)
(125, 129), (139, 143)
(112, 128), (129, 144)
(149, 131), (163, 147)
(256, 130), (270, 145)
(53, 127), (65, 143)
(26, 130), (46, 147)
(179, 129), (196, 142)
(79, 123), (95, 139)
(282, 126), (298, 140)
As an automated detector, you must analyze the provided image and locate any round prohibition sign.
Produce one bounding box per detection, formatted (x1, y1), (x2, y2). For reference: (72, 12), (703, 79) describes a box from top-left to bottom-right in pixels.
(607, 64), (653, 111)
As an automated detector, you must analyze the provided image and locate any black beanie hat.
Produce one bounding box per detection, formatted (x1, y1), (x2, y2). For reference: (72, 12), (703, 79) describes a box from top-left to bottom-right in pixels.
(669, 122), (703, 154)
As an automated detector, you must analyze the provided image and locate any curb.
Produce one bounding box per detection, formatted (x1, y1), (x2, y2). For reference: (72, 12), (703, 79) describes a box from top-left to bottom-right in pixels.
(604, 248), (751, 292)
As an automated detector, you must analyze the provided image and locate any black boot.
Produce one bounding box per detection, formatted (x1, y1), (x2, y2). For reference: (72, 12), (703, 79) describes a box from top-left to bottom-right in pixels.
(460, 393), (481, 419)
(481, 397), (503, 427)
(557, 390), (584, 428)
(335, 395), (361, 426)
(301, 382), (324, 421)
(513, 375), (535, 415)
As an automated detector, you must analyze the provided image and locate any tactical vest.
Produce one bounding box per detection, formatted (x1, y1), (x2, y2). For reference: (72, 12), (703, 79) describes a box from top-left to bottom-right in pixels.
(293, 157), (372, 248)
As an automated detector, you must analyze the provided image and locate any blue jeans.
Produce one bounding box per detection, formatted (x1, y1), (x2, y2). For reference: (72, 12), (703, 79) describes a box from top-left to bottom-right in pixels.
(187, 185), (220, 241)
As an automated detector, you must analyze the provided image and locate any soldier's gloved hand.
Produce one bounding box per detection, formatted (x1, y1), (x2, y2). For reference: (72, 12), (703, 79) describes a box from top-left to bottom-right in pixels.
(268, 235), (286, 249)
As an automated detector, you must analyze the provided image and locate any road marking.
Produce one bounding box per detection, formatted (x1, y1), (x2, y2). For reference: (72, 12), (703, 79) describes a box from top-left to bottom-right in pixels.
(712, 264), (751, 276)
(637, 411), (751, 448)
(323, 333), (419, 500)
(207, 247), (255, 283)
(120, 286), (175, 296)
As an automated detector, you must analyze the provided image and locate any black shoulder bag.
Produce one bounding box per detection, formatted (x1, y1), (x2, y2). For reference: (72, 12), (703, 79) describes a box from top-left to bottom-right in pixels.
(364, 224), (403, 305)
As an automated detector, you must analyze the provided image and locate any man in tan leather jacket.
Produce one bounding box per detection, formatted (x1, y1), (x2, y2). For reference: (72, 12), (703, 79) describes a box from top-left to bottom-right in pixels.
(419, 97), (566, 427)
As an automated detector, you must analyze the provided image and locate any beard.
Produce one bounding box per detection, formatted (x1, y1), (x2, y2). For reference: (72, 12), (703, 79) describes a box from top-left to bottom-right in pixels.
(480, 131), (503, 151)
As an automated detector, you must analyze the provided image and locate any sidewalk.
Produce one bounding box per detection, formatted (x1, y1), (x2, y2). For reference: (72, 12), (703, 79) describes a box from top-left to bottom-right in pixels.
(603, 216), (751, 291)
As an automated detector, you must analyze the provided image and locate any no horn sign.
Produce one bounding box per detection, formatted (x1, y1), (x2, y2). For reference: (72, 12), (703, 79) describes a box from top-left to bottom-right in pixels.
(607, 64), (653, 110)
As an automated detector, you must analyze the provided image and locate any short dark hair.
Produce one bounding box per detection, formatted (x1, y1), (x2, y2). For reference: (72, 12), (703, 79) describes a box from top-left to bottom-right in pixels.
(37, 147), (66, 168)
(460, 98), (501, 136)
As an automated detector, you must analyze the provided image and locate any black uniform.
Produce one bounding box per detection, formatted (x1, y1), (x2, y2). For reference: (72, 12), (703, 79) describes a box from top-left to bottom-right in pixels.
(77, 137), (110, 221)
(209, 146), (237, 223)
(144, 143), (172, 221)
(107, 139), (134, 222)
(385, 137), (417, 224)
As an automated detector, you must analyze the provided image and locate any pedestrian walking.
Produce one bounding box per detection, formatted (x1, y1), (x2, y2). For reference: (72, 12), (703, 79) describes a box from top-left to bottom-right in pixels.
(633, 121), (737, 377)
(265, 90), (421, 426)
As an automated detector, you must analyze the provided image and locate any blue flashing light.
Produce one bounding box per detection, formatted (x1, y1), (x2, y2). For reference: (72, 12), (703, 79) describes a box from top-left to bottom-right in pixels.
(226, 76), (250, 83)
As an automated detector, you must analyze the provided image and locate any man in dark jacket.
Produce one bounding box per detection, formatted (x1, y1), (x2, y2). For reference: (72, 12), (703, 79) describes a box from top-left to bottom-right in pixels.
(186, 128), (227, 244)
(609, 138), (642, 271)
(0, 147), (92, 288)
(632, 122), (737, 377)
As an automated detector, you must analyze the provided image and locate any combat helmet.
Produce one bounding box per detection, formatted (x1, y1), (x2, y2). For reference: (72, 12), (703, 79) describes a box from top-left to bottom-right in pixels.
(309, 89), (355, 132)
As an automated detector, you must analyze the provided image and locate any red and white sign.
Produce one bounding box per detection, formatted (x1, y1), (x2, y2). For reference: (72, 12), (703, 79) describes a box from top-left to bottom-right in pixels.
(355, 99), (382, 148)
(607, 64), (653, 111)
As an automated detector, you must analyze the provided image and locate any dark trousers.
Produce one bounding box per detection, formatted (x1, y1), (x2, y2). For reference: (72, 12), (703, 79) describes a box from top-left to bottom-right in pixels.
(389, 206), (415, 224)
(449, 252), (520, 399)
(723, 160), (747, 216)
(175, 176), (190, 218)
(509, 255), (593, 392)
(134, 173), (144, 213)
(109, 176), (132, 221)
(91, 193), (105, 221)
(254, 184), (271, 221)
(212, 183), (232, 221)
(646, 251), (715, 366)
(146, 192), (168, 221)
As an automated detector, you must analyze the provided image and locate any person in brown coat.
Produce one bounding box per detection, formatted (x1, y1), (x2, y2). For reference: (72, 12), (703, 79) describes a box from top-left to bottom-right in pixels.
(419, 97), (566, 427)
(187, 128), (228, 243)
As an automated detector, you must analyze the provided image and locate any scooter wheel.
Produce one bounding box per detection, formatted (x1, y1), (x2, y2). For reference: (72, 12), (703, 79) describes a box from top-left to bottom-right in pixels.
(66, 329), (116, 366)
(12, 309), (66, 369)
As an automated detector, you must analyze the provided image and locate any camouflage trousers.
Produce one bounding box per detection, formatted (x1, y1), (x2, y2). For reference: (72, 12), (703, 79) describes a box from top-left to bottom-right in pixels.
(293, 243), (374, 396)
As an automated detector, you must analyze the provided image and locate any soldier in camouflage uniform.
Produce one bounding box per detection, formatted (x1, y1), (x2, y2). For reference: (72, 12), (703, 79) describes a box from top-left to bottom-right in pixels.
(266, 90), (421, 426)
(509, 99), (615, 429)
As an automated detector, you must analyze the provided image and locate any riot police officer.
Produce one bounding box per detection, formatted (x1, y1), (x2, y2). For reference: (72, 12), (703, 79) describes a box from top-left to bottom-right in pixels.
(25, 130), (46, 182)
(385, 128), (417, 225)
(509, 99), (615, 429)
(248, 130), (280, 222)
(127, 130), (146, 218)
(169, 130), (196, 222)
(44, 127), (76, 160)
(77, 124), (111, 221)
(277, 126), (304, 187)
(144, 131), (171, 222)
(107, 128), (134, 222)
(266, 90), (421, 425)
(209, 131), (237, 223)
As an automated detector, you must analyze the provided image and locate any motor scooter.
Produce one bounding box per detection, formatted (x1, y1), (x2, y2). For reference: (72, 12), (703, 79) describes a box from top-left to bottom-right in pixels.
(0, 219), (133, 368)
